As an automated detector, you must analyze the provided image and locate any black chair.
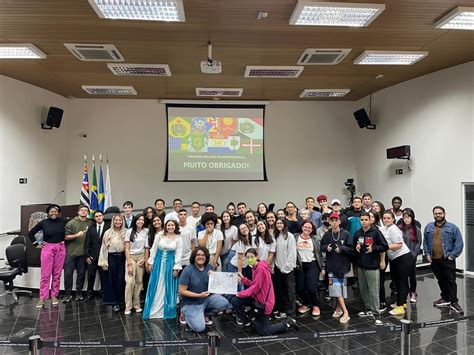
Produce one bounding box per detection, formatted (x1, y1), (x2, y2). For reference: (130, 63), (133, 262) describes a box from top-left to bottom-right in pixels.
(0, 244), (32, 303)
(10, 235), (26, 246)
(104, 206), (120, 215)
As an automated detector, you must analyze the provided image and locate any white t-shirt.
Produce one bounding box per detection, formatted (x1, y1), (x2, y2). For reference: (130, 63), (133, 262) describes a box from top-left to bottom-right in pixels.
(251, 236), (276, 262)
(296, 236), (315, 263)
(249, 226), (257, 239)
(197, 229), (224, 255)
(179, 224), (196, 266)
(230, 240), (251, 268)
(381, 224), (411, 260)
(186, 215), (201, 229)
(217, 224), (239, 255)
(164, 211), (179, 224)
(125, 228), (148, 254)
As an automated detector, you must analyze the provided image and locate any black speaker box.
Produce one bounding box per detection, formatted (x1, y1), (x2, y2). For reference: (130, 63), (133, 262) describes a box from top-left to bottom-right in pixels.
(46, 107), (63, 128)
(353, 108), (371, 128)
(387, 145), (411, 159)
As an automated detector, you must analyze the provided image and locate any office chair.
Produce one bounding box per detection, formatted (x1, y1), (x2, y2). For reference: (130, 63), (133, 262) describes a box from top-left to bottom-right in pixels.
(0, 244), (32, 303)
(10, 235), (26, 246)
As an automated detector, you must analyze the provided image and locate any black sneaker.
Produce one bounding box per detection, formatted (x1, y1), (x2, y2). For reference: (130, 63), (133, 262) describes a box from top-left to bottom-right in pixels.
(113, 305), (120, 313)
(274, 312), (287, 319)
(75, 292), (84, 301)
(450, 302), (464, 315)
(286, 318), (299, 331)
(236, 318), (250, 329)
(433, 298), (450, 307)
(62, 294), (73, 303)
(379, 303), (387, 313)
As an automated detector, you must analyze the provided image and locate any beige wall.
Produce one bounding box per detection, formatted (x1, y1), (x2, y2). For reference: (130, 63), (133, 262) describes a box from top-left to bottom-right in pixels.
(63, 99), (360, 212)
(0, 75), (69, 232)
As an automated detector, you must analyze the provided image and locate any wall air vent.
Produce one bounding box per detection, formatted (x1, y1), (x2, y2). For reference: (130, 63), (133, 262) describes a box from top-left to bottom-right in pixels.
(244, 66), (303, 78)
(64, 43), (124, 62)
(82, 86), (137, 95)
(107, 63), (171, 76)
(300, 89), (351, 98)
(196, 88), (243, 97)
(297, 48), (351, 65)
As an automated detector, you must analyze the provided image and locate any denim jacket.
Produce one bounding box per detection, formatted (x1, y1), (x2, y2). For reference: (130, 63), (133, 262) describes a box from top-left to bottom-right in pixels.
(423, 221), (463, 259)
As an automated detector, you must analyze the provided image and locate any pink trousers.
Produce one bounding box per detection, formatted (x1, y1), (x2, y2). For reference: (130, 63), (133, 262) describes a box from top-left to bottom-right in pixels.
(40, 242), (66, 300)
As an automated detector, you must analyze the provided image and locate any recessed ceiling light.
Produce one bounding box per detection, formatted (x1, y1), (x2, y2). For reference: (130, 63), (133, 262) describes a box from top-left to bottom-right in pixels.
(300, 89), (351, 98)
(435, 7), (474, 30)
(0, 43), (46, 59)
(289, 1), (385, 27)
(82, 86), (137, 95)
(88, 0), (185, 22)
(354, 51), (428, 65)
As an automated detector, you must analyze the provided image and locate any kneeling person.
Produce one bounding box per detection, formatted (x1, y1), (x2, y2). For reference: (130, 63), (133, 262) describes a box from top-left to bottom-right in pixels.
(231, 248), (298, 335)
(179, 247), (229, 332)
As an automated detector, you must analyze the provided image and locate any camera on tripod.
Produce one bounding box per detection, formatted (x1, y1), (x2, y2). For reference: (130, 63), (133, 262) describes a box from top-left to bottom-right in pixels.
(344, 178), (355, 193)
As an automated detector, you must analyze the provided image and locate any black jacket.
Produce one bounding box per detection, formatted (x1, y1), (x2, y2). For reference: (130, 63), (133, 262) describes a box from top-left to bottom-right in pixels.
(353, 226), (388, 270)
(84, 223), (107, 261)
(320, 229), (352, 277)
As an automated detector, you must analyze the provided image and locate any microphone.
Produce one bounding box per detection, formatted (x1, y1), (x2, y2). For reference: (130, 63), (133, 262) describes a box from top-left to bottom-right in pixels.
(52, 190), (65, 204)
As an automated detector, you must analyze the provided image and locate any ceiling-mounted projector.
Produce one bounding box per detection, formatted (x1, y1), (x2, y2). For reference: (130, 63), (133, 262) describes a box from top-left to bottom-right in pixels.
(201, 41), (222, 74)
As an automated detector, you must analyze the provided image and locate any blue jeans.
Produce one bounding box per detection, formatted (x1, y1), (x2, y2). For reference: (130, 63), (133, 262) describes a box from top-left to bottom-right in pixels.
(182, 294), (229, 332)
(221, 250), (235, 272)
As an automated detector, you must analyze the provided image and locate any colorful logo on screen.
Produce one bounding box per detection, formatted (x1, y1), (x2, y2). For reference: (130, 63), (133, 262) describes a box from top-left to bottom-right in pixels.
(168, 116), (263, 154)
(169, 117), (191, 138)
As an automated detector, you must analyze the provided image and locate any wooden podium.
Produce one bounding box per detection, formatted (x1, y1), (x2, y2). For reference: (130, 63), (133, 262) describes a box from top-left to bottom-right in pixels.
(21, 204), (79, 267)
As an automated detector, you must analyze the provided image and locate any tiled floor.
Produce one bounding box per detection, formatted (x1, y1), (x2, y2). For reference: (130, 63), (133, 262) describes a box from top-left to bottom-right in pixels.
(1, 270), (473, 354)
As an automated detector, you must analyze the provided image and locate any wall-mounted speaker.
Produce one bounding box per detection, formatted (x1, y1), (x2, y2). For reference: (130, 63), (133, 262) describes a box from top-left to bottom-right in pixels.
(353, 108), (376, 130)
(42, 107), (63, 129)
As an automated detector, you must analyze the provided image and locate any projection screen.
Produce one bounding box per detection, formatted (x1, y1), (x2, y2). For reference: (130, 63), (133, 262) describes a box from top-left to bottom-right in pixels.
(165, 104), (267, 181)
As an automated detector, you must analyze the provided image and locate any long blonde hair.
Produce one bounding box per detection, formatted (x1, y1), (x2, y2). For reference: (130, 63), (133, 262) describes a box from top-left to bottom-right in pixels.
(104, 214), (125, 245)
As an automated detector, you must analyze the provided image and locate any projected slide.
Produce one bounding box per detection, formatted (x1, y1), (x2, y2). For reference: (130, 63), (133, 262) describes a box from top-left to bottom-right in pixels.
(165, 105), (266, 181)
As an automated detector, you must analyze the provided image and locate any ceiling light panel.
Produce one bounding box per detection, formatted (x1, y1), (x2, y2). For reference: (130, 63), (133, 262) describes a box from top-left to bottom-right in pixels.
(290, 1), (385, 27)
(88, 0), (185, 22)
(300, 89), (351, 98)
(435, 7), (474, 30)
(0, 43), (46, 59)
(82, 86), (137, 95)
(353, 51), (428, 65)
(107, 63), (171, 76)
(245, 66), (304, 78)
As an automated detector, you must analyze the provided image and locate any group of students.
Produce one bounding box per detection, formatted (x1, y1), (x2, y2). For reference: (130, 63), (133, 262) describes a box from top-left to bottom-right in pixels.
(28, 193), (464, 335)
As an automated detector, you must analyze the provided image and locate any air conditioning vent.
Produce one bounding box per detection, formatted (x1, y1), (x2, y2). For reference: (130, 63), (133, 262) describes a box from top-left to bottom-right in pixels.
(244, 66), (303, 78)
(82, 86), (137, 95)
(298, 48), (351, 65)
(300, 89), (351, 98)
(64, 43), (124, 62)
(107, 63), (171, 76)
(196, 88), (243, 97)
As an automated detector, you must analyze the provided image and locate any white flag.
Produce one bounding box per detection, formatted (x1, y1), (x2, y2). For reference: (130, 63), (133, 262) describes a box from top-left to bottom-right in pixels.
(104, 158), (113, 210)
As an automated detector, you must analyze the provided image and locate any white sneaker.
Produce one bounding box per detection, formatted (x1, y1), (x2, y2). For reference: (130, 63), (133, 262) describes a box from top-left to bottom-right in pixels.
(358, 311), (374, 317)
(205, 317), (213, 326)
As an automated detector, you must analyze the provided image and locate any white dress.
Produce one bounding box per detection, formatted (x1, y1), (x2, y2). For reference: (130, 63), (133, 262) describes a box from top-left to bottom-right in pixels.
(146, 235), (182, 319)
